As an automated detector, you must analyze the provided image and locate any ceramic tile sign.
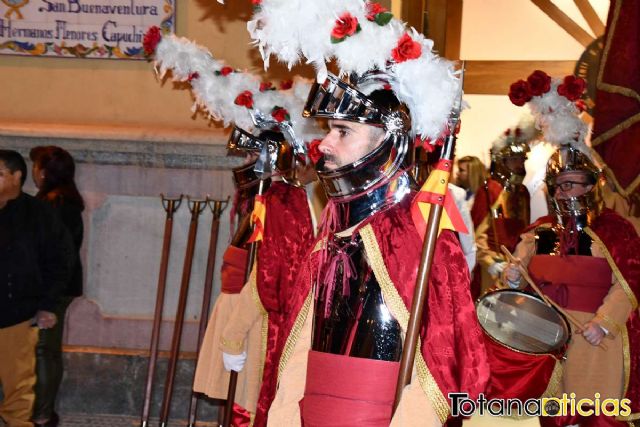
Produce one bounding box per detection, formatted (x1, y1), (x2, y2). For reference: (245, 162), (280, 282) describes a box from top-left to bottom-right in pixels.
(0, 0), (175, 59)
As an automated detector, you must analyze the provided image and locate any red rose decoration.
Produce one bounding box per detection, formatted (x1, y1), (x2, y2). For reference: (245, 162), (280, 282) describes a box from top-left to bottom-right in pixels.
(187, 72), (199, 82)
(331, 12), (361, 43)
(307, 139), (323, 164)
(234, 91), (254, 109)
(143, 26), (161, 56)
(271, 106), (290, 123)
(526, 70), (551, 96)
(391, 33), (422, 63)
(508, 80), (532, 106)
(252, 0), (261, 4)
(366, 2), (393, 25)
(220, 66), (233, 76)
(557, 75), (586, 102)
(279, 80), (293, 90)
(260, 82), (273, 92)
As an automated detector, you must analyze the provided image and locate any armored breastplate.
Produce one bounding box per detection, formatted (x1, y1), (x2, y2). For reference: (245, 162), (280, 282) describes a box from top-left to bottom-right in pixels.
(312, 235), (403, 361)
(534, 225), (592, 256)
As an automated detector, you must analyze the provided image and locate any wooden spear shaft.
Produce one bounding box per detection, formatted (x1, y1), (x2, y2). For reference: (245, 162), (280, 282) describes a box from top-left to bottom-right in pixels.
(140, 195), (182, 427)
(159, 198), (206, 427)
(393, 134), (457, 412)
(187, 198), (228, 427)
(222, 179), (265, 427)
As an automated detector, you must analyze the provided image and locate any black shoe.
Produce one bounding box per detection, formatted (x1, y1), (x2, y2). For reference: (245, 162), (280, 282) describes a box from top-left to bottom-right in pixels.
(33, 412), (59, 427)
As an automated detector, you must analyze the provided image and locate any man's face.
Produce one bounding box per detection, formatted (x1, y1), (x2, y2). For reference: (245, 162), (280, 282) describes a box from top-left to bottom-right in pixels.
(553, 171), (594, 200)
(318, 120), (384, 170)
(456, 162), (470, 189)
(0, 160), (22, 201)
(504, 155), (526, 176)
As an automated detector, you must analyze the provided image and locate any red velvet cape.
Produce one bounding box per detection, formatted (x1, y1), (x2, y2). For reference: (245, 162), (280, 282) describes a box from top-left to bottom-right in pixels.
(279, 197), (490, 421)
(253, 182), (314, 427)
(590, 209), (640, 417)
(470, 177), (503, 228)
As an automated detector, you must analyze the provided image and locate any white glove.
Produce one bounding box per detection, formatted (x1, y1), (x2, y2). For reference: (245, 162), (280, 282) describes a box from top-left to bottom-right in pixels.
(223, 351), (247, 372)
(503, 263), (523, 288)
(488, 261), (506, 278)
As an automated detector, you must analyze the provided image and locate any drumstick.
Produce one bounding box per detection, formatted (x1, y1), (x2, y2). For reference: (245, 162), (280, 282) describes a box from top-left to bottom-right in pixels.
(500, 245), (608, 351)
(499, 245), (552, 308)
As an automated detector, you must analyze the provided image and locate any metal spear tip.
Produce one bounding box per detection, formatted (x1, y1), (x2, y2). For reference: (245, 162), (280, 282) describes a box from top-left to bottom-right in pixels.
(447, 61), (465, 133)
(254, 139), (273, 180)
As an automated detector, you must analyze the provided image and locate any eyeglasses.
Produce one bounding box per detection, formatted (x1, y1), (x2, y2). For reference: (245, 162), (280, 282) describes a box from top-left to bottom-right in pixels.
(556, 181), (590, 192)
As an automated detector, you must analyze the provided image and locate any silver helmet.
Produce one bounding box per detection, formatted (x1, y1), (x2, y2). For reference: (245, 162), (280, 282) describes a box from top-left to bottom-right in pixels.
(303, 72), (412, 208)
(490, 128), (531, 187)
(227, 125), (301, 186)
(546, 145), (603, 221)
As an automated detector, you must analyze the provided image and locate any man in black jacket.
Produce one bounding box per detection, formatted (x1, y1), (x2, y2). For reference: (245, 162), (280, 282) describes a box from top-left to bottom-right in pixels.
(0, 150), (73, 427)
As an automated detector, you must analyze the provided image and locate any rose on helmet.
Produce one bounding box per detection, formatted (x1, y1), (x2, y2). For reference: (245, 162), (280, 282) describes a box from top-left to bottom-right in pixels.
(557, 75), (586, 101)
(143, 26), (161, 56)
(234, 91), (254, 109)
(307, 139), (323, 164)
(187, 72), (199, 83)
(366, 2), (392, 25)
(527, 70), (551, 96)
(260, 82), (274, 92)
(366, 3), (386, 19)
(391, 33), (422, 63)
(279, 80), (293, 90)
(508, 80), (533, 106)
(220, 66), (233, 76)
(331, 12), (361, 43)
(271, 106), (290, 123)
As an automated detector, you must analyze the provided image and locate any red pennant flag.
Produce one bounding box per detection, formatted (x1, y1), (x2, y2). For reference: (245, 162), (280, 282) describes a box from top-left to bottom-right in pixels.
(248, 194), (266, 243)
(411, 159), (468, 240)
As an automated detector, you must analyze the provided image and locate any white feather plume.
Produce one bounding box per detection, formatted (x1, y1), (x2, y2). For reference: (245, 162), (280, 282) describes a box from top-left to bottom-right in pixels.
(150, 32), (322, 142)
(517, 74), (592, 160)
(247, 0), (460, 140)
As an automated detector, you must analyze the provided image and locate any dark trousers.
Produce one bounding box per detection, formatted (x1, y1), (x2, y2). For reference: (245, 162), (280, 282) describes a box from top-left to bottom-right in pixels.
(32, 297), (73, 420)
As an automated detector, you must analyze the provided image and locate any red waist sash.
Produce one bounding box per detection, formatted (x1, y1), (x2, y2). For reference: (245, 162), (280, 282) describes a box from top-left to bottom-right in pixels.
(529, 255), (612, 312)
(301, 351), (399, 427)
(221, 245), (248, 294)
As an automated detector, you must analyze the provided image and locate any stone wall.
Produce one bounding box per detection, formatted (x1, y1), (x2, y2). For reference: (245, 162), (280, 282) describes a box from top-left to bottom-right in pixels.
(2, 126), (242, 352)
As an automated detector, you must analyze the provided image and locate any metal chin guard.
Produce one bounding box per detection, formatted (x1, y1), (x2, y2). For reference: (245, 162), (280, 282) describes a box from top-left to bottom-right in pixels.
(227, 125), (304, 186)
(546, 145), (603, 219)
(231, 160), (260, 191)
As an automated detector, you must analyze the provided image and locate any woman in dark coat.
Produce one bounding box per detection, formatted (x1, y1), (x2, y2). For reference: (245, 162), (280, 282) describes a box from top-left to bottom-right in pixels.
(29, 146), (84, 427)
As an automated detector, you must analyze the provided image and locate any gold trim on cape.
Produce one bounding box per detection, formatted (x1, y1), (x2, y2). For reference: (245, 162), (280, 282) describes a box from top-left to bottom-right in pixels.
(249, 264), (269, 385)
(584, 227), (638, 310)
(615, 325), (635, 422)
(277, 290), (312, 382)
(591, 0), (640, 196)
(359, 224), (450, 423)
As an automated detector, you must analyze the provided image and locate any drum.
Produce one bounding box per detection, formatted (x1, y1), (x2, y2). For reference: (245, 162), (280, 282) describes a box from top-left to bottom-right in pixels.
(476, 289), (571, 402)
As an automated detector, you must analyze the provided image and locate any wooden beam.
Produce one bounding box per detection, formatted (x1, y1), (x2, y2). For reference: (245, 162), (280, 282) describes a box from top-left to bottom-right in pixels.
(531, 0), (595, 47)
(444, 0), (462, 59)
(573, 0), (606, 37)
(425, 0), (446, 53)
(393, 0), (425, 33)
(464, 60), (576, 95)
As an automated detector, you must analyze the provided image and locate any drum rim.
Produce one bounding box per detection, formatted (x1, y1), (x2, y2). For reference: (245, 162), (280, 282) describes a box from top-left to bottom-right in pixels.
(475, 288), (572, 356)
